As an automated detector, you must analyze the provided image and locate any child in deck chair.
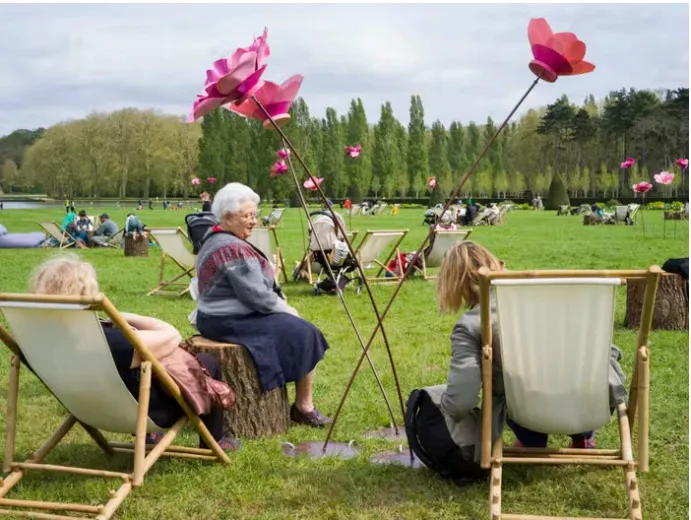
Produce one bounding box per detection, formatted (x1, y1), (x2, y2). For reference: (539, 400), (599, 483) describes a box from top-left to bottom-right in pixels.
(406, 242), (628, 480)
(30, 254), (241, 453)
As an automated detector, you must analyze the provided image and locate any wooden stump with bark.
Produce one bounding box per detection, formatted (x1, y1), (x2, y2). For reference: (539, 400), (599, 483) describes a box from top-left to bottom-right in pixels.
(625, 273), (689, 330)
(187, 335), (290, 438)
(583, 215), (597, 226)
(124, 235), (149, 257)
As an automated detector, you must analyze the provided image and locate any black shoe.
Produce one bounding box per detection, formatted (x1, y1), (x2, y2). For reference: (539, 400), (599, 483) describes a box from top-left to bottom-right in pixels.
(290, 405), (333, 428)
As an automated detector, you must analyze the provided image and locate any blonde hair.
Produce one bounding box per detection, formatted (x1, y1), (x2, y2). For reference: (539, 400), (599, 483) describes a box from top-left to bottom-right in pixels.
(30, 253), (100, 297)
(437, 241), (504, 313)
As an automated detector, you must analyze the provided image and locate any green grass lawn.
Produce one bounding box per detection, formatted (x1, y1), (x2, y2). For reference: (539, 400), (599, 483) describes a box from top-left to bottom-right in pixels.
(0, 206), (688, 520)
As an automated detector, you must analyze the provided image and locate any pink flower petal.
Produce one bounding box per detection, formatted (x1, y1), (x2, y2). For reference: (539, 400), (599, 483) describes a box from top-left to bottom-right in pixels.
(303, 177), (324, 191)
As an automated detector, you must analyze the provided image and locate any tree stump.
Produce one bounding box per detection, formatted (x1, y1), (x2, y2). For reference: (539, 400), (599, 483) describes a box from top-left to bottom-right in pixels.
(625, 273), (689, 330)
(583, 215), (597, 226)
(186, 335), (290, 438)
(664, 211), (684, 221)
(124, 235), (149, 257)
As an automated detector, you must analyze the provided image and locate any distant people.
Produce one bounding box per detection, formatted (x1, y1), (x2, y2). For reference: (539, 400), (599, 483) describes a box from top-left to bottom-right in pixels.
(149, 200), (154, 210)
(536, 195), (544, 211)
(137, 199), (144, 211)
(64, 199), (71, 213)
(201, 192), (212, 213)
(463, 200), (478, 226)
(177, 201), (184, 210)
(90, 214), (118, 247)
(125, 213), (147, 238)
(73, 210), (92, 248)
(0, 201), (3, 210)
(435, 211), (458, 231)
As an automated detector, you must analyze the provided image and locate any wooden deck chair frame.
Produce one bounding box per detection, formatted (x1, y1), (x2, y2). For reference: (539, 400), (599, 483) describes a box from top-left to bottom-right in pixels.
(263, 208), (285, 227)
(39, 221), (76, 249)
(105, 228), (125, 248)
(147, 227), (196, 296)
(295, 231), (359, 285)
(477, 267), (661, 520)
(416, 229), (473, 280)
(245, 226), (288, 283)
(353, 229), (408, 283)
(628, 204), (641, 223)
(0, 292), (230, 520)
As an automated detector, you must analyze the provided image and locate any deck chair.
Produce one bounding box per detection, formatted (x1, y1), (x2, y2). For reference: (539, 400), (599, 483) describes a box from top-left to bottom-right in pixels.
(353, 230), (408, 284)
(628, 203), (641, 223)
(105, 228), (125, 247)
(416, 229), (473, 279)
(147, 227), (196, 296)
(39, 221), (76, 249)
(477, 267), (661, 520)
(261, 208), (285, 227)
(245, 226), (288, 283)
(350, 204), (361, 216)
(0, 292), (230, 520)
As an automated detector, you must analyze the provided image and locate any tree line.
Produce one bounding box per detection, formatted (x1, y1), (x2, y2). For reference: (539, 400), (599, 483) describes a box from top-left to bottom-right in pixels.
(1, 87), (687, 202)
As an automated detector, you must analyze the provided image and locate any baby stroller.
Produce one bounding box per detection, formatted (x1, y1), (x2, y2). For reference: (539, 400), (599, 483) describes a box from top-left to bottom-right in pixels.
(293, 211), (360, 295)
(423, 204), (444, 225)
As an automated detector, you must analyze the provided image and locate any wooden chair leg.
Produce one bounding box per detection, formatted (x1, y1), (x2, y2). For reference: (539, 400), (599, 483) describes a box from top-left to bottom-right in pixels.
(618, 403), (642, 520)
(3, 356), (21, 474)
(637, 346), (650, 473)
(133, 362), (153, 487)
(489, 437), (503, 520)
(78, 423), (114, 457)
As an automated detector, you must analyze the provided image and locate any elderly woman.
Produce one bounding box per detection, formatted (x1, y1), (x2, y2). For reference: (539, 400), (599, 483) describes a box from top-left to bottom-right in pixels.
(195, 182), (332, 428)
(30, 254), (240, 452)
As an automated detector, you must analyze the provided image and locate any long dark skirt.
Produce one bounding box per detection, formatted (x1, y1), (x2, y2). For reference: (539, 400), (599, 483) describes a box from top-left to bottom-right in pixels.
(196, 310), (329, 392)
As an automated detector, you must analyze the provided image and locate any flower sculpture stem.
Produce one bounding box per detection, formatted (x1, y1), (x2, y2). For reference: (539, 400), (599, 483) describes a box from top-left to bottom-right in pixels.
(282, 146), (400, 433)
(311, 76), (541, 449)
(640, 195), (647, 238)
(250, 95), (407, 447)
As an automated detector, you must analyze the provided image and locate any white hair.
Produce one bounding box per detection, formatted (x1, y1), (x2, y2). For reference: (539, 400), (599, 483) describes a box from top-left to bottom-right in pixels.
(211, 182), (261, 220)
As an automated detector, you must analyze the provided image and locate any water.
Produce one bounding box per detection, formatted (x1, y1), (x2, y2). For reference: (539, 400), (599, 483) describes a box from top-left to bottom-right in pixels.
(0, 200), (64, 210)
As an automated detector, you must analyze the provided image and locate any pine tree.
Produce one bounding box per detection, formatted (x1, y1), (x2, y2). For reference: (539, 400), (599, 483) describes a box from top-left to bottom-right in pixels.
(546, 173), (570, 209)
(406, 95), (429, 197)
(319, 108), (346, 197)
(372, 102), (397, 198)
(448, 122), (469, 185)
(198, 109), (227, 183)
(345, 98), (372, 198)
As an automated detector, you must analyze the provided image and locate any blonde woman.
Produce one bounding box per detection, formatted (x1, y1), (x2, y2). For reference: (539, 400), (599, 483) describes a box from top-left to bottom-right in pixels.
(30, 253), (240, 452)
(406, 242), (627, 480)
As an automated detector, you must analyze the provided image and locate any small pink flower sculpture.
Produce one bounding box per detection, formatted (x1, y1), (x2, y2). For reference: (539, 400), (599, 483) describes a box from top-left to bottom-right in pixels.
(632, 181), (652, 193)
(227, 75), (304, 129)
(654, 171), (675, 185)
(192, 177), (200, 185)
(276, 148), (290, 160)
(344, 145), (361, 159)
(528, 18), (595, 83)
(428, 176), (437, 190)
(187, 28), (270, 122)
(676, 158), (689, 169)
(271, 160), (288, 177)
(303, 177), (324, 191)
(208, 177), (217, 184)
(621, 157), (636, 169)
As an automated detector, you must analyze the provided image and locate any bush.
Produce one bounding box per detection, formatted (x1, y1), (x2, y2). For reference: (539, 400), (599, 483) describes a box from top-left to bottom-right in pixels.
(670, 201), (684, 211)
(545, 174), (570, 210)
(348, 183), (363, 204)
(605, 199), (622, 208)
(645, 201), (666, 210)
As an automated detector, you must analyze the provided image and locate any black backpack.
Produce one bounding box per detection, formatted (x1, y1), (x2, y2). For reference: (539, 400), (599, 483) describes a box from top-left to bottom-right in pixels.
(185, 212), (219, 254)
(405, 389), (487, 482)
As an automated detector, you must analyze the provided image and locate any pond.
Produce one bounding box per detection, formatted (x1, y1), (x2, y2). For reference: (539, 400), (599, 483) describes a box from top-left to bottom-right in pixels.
(0, 201), (64, 210)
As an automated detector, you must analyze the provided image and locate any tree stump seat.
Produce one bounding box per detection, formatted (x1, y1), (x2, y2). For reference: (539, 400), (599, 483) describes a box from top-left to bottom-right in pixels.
(625, 272), (688, 330)
(664, 211), (686, 221)
(124, 235), (149, 257)
(583, 215), (598, 226)
(186, 335), (290, 438)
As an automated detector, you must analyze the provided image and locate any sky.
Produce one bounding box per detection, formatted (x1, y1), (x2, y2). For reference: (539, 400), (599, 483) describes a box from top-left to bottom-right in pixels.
(0, 3), (688, 137)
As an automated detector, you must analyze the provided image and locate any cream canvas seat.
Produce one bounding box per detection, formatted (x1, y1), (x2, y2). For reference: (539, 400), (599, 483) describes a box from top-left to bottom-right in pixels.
(39, 221), (76, 248)
(0, 292), (229, 520)
(416, 229), (473, 279)
(245, 226), (287, 283)
(477, 267), (660, 520)
(262, 208), (285, 227)
(147, 227), (197, 296)
(352, 229), (408, 284)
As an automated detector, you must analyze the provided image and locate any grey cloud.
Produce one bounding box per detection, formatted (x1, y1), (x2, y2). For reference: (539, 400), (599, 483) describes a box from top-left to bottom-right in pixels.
(0, 3), (687, 136)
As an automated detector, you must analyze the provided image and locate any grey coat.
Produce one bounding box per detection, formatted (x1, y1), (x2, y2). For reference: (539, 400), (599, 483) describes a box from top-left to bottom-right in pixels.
(426, 301), (628, 463)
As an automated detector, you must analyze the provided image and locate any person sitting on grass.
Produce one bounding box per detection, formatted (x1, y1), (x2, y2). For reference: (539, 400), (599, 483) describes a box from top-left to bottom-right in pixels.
(194, 182), (333, 428)
(90, 213), (118, 247)
(29, 253), (241, 452)
(72, 210), (92, 248)
(416, 241), (627, 475)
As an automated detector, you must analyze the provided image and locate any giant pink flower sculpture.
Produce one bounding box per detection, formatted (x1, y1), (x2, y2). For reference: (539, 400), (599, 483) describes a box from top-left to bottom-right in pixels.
(528, 18), (595, 83)
(191, 177), (200, 185)
(227, 75), (304, 129)
(676, 158), (689, 169)
(188, 28), (271, 122)
(276, 148), (290, 160)
(271, 160), (288, 177)
(654, 171), (675, 185)
(621, 157), (636, 169)
(428, 176), (437, 190)
(345, 145), (361, 159)
(632, 181), (652, 193)
(303, 177), (324, 191)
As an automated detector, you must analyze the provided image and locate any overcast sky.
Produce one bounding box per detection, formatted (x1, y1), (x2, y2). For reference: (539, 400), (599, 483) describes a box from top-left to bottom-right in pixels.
(0, 3), (688, 137)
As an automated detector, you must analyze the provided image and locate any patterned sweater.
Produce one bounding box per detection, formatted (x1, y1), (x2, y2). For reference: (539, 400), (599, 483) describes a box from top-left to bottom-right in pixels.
(196, 230), (289, 316)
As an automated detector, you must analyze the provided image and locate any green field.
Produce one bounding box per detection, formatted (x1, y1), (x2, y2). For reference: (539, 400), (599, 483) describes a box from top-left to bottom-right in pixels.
(0, 206), (688, 520)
